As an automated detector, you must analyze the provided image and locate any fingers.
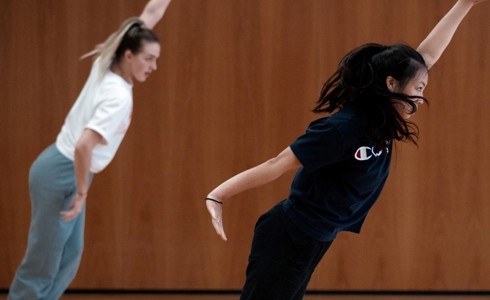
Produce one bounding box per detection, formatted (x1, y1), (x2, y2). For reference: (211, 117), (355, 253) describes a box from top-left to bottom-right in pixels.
(60, 195), (85, 222)
(206, 200), (227, 241)
(60, 210), (79, 222)
(60, 203), (83, 221)
(212, 217), (227, 241)
(468, 0), (489, 5)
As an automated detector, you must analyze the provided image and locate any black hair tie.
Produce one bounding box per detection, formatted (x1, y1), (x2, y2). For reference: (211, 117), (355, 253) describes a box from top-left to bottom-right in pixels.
(205, 197), (223, 204)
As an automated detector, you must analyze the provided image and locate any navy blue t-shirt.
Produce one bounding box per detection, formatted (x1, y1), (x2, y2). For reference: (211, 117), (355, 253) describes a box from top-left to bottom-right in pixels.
(283, 105), (392, 241)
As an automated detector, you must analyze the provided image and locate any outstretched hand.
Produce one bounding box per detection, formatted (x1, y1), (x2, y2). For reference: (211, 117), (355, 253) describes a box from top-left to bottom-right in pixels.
(60, 194), (86, 222)
(459, 0), (489, 5)
(206, 199), (227, 241)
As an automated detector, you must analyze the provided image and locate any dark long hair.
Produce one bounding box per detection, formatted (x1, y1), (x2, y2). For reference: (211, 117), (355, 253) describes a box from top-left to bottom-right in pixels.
(313, 43), (428, 148)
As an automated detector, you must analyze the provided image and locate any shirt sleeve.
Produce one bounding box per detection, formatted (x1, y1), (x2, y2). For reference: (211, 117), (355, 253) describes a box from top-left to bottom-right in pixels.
(290, 117), (344, 173)
(85, 82), (132, 145)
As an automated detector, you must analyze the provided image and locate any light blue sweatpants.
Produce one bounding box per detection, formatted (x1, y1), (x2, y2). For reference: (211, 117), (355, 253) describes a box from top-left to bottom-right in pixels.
(8, 144), (93, 300)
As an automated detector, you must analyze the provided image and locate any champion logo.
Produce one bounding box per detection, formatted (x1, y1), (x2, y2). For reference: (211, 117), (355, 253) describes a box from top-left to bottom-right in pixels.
(354, 146), (383, 161)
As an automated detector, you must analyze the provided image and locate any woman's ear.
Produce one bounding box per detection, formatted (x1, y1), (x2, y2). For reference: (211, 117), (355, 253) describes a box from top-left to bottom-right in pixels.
(386, 76), (398, 92)
(124, 49), (134, 61)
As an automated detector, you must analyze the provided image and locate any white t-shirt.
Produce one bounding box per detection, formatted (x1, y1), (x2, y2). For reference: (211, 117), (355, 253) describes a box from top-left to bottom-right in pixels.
(56, 58), (133, 173)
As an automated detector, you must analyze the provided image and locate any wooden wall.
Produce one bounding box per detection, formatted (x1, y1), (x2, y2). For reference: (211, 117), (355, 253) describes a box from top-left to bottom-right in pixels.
(1, 0), (489, 291)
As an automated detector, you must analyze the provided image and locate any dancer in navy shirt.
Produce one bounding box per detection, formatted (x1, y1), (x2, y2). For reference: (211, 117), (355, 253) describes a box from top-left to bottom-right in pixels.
(206, 1), (488, 299)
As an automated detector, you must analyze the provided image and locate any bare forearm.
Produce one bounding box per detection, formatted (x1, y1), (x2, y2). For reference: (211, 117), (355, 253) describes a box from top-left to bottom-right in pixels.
(207, 162), (281, 201)
(73, 129), (102, 196)
(207, 147), (301, 202)
(139, 0), (172, 29)
(74, 145), (92, 195)
(417, 0), (475, 69)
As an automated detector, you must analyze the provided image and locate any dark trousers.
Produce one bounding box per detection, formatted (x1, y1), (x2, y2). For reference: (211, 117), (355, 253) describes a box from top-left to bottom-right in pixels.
(240, 202), (333, 300)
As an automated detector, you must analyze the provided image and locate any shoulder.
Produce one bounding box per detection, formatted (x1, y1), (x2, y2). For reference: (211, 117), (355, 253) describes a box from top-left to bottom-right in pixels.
(99, 73), (132, 96)
(330, 105), (363, 123)
(89, 74), (133, 113)
(315, 106), (368, 149)
(311, 106), (363, 132)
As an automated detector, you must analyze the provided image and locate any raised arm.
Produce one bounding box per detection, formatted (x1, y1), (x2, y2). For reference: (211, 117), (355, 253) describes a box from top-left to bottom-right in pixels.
(206, 147), (301, 241)
(417, 0), (488, 69)
(139, 0), (172, 29)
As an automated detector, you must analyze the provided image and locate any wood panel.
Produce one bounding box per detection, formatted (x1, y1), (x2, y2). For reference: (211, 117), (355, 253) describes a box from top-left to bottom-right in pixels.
(1, 0), (489, 291)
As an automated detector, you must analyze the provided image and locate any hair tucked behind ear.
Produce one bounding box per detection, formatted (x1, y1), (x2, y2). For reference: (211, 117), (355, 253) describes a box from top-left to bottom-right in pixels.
(313, 43), (428, 148)
(81, 17), (159, 79)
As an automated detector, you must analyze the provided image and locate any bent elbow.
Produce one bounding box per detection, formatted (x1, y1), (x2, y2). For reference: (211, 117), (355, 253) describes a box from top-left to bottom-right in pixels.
(74, 142), (89, 158)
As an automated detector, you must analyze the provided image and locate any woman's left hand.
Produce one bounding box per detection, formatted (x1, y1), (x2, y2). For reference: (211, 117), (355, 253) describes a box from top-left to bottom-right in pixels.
(60, 193), (86, 222)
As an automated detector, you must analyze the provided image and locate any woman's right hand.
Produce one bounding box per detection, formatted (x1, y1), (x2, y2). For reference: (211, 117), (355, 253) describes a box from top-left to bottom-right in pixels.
(458, 0), (489, 6)
(206, 198), (227, 241)
(60, 193), (87, 222)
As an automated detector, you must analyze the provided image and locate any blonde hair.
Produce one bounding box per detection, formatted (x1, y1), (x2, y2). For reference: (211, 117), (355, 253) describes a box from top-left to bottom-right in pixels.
(81, 17), (144, 77)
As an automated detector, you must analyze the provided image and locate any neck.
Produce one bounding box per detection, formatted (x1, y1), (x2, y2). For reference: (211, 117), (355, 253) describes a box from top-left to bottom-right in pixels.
(110, 61), (133, 84)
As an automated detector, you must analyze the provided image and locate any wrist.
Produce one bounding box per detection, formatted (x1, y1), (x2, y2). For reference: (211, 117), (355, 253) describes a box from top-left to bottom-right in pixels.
(205, 195), (223, 204)
(207, 192), (224, 201)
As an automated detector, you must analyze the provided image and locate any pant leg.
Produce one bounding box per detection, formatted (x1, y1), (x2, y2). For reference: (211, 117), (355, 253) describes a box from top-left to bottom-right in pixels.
(240, 201), (333, 300)
(43, 203), (86, 300)
(290, 238), (331, 300)
(8, 145), (91, 300)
